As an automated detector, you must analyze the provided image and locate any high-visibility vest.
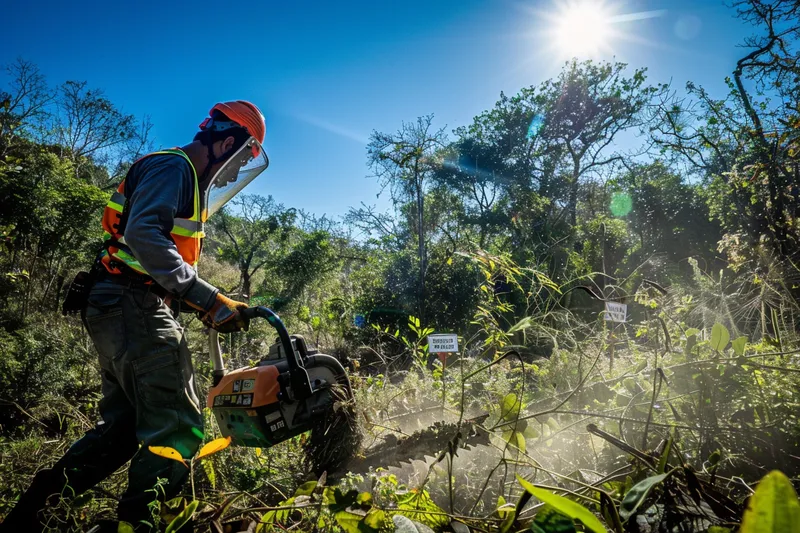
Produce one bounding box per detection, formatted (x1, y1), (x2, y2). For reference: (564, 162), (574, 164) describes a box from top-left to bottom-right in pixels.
(99, 148), (205, 277)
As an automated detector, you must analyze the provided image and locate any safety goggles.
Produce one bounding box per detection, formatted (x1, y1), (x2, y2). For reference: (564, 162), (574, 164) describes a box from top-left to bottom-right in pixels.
(205, 137), (270, 219)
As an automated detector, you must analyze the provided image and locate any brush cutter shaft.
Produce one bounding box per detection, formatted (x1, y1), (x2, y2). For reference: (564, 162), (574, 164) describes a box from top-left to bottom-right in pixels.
(209, 330), (226, 386)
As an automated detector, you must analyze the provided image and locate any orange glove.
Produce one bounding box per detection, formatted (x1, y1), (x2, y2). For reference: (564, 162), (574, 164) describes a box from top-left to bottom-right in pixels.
(181, 277), (249, 333)
(201, 293), (249, 333)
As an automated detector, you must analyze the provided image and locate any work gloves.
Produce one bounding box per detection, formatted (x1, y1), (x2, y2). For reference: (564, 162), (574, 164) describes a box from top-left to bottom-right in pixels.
(204, 292), (250, 332)
(182, 277), (250, 333)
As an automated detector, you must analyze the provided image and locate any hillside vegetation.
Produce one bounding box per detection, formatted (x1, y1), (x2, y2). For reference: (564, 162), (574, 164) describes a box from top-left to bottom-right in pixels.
(2, 1), (800, 531)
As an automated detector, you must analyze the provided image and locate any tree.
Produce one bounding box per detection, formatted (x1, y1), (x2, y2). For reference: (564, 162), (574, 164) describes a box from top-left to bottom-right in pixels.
(652, 0), (800, 262)
(52, 80), (151, 183)
(536, 60), (658, 229)
(273, 229), (340, 308)
(436, 60), (658, 275)
(0, 58), (53, 156)
(433, 135), (507, 249)
(617, 162), (721, 260)
(345, 203), (403, 249)
(0, 139), (106, 320)
(367, 115), (448, 319)
(209, 194), (296, 301)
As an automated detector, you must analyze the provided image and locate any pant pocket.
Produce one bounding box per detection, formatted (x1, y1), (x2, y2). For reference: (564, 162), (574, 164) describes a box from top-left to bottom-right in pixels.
(85, 288), (127, 360)
(133, 348), (183, 406)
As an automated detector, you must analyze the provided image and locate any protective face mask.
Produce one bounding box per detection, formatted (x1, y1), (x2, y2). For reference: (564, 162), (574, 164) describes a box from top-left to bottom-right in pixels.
(203, 138), (269, 220)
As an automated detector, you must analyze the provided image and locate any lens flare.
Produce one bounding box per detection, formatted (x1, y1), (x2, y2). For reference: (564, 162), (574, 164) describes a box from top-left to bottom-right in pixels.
(527, 115), (544, 140)
(610, 192), (633, 217)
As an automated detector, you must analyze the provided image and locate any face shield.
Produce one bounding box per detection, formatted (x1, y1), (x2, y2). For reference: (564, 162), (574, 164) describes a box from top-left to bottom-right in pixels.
(204, 137), (269, 219)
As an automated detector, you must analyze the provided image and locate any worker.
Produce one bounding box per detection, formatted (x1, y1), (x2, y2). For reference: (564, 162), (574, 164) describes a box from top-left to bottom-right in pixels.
(0, 101), (269, 533)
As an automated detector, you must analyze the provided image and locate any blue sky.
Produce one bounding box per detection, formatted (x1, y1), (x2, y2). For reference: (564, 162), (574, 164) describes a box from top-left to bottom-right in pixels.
(1, 0), (752, 219)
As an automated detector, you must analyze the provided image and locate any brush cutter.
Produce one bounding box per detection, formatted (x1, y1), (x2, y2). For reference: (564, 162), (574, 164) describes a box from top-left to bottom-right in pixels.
(206, 306), (494, 476)
(206, 306), (359, 474)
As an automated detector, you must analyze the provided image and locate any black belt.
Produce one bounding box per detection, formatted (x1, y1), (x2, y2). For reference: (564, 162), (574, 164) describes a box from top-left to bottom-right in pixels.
(95, 271), (171, 299)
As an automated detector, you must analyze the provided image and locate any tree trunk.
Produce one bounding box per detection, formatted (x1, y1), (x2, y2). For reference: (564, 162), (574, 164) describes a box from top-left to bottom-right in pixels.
(22, 245), (39, 320)
(241, 268), (251, 303)
(54, 274), (65, 312)
(568, 177), (579, 229)
(561, 169), (581, 310)
(416, 177), (425, 321)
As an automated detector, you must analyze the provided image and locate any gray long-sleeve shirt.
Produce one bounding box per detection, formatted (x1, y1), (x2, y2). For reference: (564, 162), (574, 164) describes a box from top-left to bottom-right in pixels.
(122, 153), (199, 296)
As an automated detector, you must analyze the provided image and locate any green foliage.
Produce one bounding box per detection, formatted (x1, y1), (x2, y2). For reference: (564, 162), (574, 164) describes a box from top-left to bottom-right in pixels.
(250, 481), (446, 533)
(711, 323), (731, 353)
(0, 139), (106, 321)
(393, 514), (435, 533)
(619, 473), (670, 522)
(577, 217), (631, 276)
(530, 505), (577, 533)
(732, 336), (748, 356)
(685, 328), (700, 358)
(599, 493), (623, 533)
(274, 229), (339, 305)
(396, 490), (449, 528)
(209, 194), (296, 298)
(201, 459), (215, 490)
(497, 495), (515, 533)
(0, 315), (97, 430)
(740, 471), (800, 533)
(498, 393), (537, 452)
(611, 162), (722, 272)
(518, 476), (608, 533)
(164, 500), (198, 533)
(656, 432), (673, 474)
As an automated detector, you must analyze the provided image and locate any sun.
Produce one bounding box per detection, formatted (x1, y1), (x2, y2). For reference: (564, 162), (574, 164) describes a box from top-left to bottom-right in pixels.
(549, 1), (615, 58)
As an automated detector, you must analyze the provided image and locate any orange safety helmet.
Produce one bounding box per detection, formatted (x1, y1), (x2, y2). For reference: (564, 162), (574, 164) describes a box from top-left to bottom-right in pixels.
(209, 100), (265, 144)
(199, 100), (266, 158)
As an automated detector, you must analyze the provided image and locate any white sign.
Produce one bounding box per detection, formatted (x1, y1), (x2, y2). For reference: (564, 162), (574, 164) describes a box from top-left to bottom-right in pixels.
(427, 333), (459, 353)
(604, 302), (627, 323)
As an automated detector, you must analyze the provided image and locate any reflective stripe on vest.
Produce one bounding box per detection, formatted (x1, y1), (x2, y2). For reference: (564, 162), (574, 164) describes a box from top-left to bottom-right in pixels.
(100, 148), (204, 277)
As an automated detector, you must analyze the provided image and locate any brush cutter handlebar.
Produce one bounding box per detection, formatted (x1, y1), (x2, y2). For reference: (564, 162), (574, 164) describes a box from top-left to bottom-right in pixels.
(240, 306), (314, 400)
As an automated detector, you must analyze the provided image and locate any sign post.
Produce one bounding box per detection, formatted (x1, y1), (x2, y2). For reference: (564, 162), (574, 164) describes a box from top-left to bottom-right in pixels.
(427, 333), (459, 355)
(604, 302), (627, 323)
(427, 333), (459, 411)
(604, 302), (627, 371)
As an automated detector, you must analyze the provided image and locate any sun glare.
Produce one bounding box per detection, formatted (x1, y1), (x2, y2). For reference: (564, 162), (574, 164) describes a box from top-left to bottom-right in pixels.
(553, 1), (613, 57)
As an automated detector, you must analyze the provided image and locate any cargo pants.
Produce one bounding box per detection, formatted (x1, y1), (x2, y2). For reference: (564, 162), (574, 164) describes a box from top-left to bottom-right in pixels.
(1, 278), (204, 532)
